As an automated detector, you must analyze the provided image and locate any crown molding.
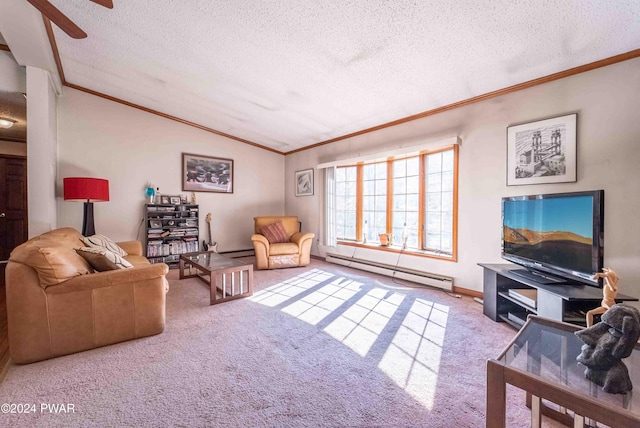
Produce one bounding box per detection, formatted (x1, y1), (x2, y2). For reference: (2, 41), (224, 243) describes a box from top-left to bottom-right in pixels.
(41, 24), (640, 157)
(285, 48), (640, 155)
(63, 82), (284, 154)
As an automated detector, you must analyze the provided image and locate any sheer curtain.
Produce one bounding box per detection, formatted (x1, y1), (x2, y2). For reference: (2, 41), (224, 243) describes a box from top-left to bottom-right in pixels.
(324, 166), (337, 247)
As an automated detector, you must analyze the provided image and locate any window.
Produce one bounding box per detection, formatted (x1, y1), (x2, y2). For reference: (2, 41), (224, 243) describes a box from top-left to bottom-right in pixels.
(335, 166), (358, 241)
(331, 145), (458, 260)
(362, 162), (387, 244)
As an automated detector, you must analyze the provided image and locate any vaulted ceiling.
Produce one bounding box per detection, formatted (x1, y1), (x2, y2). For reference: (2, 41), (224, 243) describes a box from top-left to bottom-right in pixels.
(3, 1), (640, 153)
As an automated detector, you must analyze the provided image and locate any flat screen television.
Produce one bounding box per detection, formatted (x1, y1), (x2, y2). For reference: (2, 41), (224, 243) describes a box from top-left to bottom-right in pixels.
(501, 190), (604, 287)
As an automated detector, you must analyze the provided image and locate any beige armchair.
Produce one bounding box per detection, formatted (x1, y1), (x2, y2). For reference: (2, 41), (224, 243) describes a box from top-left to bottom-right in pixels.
(251, 216), (315, 269)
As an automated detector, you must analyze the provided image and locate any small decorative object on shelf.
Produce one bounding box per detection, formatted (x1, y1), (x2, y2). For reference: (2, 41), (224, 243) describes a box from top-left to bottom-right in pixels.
(144, 203), (199, 268)
(145, 184), (155, 203)
(575, 304), (640, 394)
(586, 268), (620, 327)
(191, 192), (196, 204)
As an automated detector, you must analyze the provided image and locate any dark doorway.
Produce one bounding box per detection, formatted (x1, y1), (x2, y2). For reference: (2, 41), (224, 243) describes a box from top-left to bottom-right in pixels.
(0, 155), (28, 367)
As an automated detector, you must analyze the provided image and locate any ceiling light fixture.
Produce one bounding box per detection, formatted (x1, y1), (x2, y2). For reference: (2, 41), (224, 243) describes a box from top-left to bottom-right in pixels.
(0, 118), (16, 129)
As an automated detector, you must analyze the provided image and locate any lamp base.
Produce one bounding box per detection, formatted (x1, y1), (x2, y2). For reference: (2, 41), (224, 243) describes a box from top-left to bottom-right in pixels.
(82, 202), (96, 237)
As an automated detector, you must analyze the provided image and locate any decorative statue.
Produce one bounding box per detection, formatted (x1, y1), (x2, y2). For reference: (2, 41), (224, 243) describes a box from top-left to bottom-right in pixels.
(586, 268), (620, 327)
(575, 304), (640, 394)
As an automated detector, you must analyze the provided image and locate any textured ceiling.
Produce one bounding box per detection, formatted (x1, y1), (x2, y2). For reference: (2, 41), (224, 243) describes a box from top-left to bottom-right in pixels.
(40, 1), (640, 152)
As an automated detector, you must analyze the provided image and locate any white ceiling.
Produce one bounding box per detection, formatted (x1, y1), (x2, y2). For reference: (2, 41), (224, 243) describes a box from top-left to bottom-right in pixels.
(24, 1), (640, 152)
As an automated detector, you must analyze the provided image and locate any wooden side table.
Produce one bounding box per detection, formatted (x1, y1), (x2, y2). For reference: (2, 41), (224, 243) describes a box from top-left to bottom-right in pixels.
(487, 315), (640, 427)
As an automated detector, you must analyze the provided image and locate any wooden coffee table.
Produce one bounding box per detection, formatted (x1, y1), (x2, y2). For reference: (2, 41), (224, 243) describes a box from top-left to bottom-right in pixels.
(179, 252), (253, 305)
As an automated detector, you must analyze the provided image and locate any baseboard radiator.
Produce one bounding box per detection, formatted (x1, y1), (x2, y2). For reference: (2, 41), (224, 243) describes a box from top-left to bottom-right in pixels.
(325, 253), (453, 291)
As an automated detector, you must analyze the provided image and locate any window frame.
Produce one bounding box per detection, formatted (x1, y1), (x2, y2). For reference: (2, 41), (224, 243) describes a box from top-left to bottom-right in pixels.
(334, 145), (458, 262)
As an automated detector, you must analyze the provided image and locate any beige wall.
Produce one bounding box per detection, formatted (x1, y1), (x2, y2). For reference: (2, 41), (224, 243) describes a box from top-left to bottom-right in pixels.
(285, 57), (640, 296)
(27, 66), (58, 237)
(0, 50), (26, 93)
(56, 87), (285, 250)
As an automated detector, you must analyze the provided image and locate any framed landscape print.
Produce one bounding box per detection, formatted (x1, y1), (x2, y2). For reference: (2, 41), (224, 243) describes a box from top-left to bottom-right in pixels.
(295, 168), (314, 196)
(182, 153), (234, 193)
(507, 113), (577, 186)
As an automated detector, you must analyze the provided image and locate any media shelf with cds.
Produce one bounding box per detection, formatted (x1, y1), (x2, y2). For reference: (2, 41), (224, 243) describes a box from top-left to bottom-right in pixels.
(145, 203), (199, 268)
(479, 263), (638, 329)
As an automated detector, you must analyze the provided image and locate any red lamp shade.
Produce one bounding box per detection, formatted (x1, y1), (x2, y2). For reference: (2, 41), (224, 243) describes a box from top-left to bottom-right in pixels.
(63, 177), (110, 202)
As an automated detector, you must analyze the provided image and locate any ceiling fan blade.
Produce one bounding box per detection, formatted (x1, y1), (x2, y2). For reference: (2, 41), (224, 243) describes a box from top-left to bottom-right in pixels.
(90, 0), (113, 9)
(25, 0), (87, 39)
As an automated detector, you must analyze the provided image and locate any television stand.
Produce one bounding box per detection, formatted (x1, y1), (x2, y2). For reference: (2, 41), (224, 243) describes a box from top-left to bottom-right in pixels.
(478, 263), (638, 328)
(509, 268), (568, 285)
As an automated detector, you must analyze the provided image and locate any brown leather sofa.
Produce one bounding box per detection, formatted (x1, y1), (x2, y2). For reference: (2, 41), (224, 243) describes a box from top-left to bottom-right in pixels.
(6, 227), (169, 364)
(251, 216), (315, 270)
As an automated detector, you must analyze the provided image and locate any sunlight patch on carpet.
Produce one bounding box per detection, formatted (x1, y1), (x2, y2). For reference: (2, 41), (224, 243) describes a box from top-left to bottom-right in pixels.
(324, 288), (405, 357)
(378, 299), (449, 410)
(281, 277), (363, 325)
(249, 269), (334, 307)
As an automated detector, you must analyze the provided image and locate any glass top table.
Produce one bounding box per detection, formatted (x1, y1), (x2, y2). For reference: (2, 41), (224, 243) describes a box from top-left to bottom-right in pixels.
(487, 315), (640, 427)
(179, 252), (253, 305)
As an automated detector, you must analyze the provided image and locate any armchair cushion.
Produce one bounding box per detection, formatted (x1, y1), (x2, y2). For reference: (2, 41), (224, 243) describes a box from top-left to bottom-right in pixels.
(269, 242), (300, 255)
(260, 220), (290, 244)
(76, 246), (133, 271)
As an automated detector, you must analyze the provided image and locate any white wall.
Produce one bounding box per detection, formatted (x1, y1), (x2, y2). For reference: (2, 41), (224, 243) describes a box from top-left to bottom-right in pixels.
(56, 87), (285, 250)
(285, 57), (640, 297)
(26, 66), (58, 237)
(0, 51), (26, 93)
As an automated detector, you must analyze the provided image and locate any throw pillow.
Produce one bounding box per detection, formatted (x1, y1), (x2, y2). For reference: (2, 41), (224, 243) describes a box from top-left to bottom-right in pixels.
(82, 233), (128, 257)
(76, 246), (133, 271)
(260, 221), (289, 244)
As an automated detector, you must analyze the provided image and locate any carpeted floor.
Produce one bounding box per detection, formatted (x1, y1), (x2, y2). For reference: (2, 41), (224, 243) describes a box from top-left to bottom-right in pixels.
(0, 258), (561, 427)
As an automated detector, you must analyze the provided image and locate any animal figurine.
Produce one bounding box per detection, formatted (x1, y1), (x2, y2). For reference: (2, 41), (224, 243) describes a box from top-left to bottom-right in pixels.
(586, 268), (620, 327)
(575, 304), (640, 394)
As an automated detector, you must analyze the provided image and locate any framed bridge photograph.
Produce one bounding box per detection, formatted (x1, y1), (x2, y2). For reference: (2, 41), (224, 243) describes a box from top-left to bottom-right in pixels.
(506, 113), (577, 186)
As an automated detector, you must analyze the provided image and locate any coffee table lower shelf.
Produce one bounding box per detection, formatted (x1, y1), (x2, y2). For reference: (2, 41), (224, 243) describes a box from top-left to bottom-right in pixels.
(179, 252), (254, 305)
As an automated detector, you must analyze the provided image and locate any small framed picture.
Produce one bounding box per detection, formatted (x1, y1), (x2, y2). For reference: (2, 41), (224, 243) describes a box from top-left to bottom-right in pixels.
(507, 113), (577, 186)
(180, 194), (188, 203)
(295, 168), (314, 196)
(169, 196), (181, 205)
(160, 195), (170, 204)
(149, 220), (162, 228)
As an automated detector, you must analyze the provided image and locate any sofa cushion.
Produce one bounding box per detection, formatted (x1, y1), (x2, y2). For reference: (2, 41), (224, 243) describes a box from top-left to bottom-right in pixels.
(260, 221), (289, 244)
(9, 244), (93, 288)
(82, 234), (128, 257)
(76, 247), (133, 271)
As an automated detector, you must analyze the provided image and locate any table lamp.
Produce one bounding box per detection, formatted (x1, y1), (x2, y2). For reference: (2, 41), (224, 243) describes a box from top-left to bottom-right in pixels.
(63, 177), (110, 236)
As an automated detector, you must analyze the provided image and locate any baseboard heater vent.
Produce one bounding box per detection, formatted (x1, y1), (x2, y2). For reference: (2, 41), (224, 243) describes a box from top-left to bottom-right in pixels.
(325, 253), (453, 291)
(220, 249), (255, 258)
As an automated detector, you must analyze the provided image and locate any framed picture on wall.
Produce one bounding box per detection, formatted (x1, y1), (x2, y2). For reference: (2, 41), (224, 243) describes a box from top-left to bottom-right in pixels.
(507, 113), (577, 186)
(182, 153), (234, 193)
(295, 168), (314, 196)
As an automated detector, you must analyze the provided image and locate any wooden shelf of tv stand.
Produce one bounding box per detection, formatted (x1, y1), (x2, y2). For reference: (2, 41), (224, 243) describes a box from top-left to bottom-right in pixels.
(479, 263), (638, 328)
